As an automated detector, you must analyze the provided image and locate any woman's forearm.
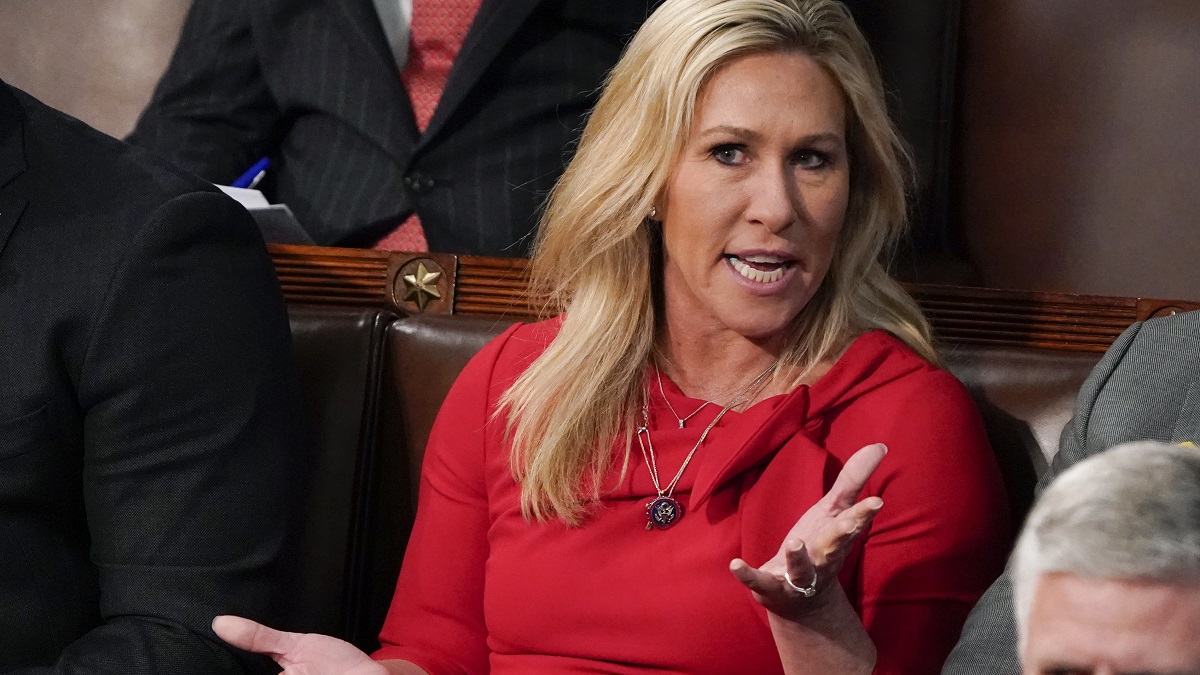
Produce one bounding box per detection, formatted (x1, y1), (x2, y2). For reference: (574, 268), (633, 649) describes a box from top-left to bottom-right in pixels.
(769, 587), (875, 675)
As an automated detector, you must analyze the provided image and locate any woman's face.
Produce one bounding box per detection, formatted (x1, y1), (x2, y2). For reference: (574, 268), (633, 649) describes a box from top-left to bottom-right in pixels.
(659, 50), (850, 345)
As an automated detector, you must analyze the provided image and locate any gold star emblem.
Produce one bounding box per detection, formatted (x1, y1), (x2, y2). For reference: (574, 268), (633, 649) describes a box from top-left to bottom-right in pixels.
(402, 262), (442, 312)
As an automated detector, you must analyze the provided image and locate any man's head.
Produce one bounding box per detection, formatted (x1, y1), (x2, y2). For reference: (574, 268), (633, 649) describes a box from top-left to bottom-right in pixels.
(1013, 440), (1200, 674)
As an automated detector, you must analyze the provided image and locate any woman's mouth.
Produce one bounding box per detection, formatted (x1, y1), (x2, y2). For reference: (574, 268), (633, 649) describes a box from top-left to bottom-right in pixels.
(726, 254), (795, 284)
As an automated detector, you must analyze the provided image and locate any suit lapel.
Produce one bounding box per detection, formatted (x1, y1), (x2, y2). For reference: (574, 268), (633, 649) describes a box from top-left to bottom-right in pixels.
(329, 0), (406, 76)
(420, 0), (543, 142)
(0, 82), (28, 260)
(326, 0), (420, 156)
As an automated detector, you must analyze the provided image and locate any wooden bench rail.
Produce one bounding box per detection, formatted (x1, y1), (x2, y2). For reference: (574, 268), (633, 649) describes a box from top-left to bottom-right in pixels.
(269, 244), (1200, 352)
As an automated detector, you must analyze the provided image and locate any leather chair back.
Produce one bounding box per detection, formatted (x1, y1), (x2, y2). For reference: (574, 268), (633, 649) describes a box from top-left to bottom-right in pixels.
(360, 315), (514, 651)
(940, 344), (1101, 522)
(287, 306), (395, 649)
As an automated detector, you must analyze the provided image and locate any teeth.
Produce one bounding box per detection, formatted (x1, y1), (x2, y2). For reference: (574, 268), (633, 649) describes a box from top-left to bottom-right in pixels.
(741, 254), (786, 264)
(729, 256), (786, 284)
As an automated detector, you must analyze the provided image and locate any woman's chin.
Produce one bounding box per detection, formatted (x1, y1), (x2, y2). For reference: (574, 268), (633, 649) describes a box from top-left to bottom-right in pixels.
(722, 314), (801, 345)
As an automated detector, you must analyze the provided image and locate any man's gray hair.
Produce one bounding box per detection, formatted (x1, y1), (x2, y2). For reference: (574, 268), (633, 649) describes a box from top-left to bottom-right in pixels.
(1012, 440), (1200, 644)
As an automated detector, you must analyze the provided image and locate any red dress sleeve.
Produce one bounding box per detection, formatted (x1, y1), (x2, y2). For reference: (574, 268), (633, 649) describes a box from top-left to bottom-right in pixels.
(851, 370), (1012, 674)
(371, 324), (522, 673)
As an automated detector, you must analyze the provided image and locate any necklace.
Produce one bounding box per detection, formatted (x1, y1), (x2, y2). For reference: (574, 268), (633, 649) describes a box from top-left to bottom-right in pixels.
(656, 368), (711, 429)
(637, 360), (779, 530)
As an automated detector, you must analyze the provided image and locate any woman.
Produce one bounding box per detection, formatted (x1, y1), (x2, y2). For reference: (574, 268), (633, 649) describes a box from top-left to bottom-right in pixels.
(216, 0), (1010, 672)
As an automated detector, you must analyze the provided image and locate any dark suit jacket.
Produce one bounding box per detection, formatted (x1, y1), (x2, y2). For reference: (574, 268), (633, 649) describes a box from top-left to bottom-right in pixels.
(127, 0), (656, 254)
(942, 310), (1200, 673)
(0, 80), (303, 673)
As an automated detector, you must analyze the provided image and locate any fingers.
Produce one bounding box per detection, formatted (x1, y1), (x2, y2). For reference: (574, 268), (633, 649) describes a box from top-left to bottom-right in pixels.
(784, 540), (818, 596)
(212, 615), (299, 658)
(731, 541), (820, 601)
(729, 557), (780, 596)
(811, 497), (883, 560)
(823, 443), (887, 510)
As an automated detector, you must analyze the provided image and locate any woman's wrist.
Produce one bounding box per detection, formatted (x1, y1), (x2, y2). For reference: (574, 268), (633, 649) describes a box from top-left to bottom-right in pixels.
(767, 586), (875, 674)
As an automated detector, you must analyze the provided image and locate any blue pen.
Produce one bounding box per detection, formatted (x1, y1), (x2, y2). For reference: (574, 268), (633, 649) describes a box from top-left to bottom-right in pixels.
(232, 157), (271, 189)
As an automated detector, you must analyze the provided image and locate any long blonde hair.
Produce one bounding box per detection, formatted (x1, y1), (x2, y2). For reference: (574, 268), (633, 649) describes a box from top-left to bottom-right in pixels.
(501, 0), (934, 524)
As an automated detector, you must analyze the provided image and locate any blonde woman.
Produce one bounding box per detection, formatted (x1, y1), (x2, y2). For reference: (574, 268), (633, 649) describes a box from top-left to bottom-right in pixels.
(215, 0), (1010, 672)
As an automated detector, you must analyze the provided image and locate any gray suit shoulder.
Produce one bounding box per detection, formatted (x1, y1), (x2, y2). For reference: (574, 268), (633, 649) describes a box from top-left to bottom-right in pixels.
(1083, 310), (1200, 448)
(1140, 308), (1200, 339)
(943, 311), (1200, 674)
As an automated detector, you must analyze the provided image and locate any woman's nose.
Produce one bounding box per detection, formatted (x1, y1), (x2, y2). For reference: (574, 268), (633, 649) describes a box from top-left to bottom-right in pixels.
(745, 165), (797, 233)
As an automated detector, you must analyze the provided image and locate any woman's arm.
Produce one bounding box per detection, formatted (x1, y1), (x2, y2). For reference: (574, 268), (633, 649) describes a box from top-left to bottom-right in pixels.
(854, 372), (1012, 672)
(767, 592), (875, 675)
(370, 326), (522, 670)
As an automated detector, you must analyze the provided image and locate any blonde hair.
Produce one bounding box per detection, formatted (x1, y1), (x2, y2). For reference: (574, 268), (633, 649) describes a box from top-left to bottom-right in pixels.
(502, 0), (934, 524)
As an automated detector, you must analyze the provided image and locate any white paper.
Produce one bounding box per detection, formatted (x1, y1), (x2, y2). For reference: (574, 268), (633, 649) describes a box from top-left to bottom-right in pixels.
(217, 185), (272, 210)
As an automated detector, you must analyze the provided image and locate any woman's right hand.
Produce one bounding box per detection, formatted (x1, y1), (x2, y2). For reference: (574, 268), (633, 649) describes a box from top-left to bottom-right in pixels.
(212, 615), (390, 675)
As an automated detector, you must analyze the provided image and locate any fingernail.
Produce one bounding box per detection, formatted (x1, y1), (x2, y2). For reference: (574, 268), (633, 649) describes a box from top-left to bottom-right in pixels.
(877, 443), (888, 455)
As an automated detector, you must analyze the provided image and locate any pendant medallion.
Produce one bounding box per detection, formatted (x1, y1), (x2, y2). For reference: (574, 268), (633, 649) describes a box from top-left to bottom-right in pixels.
(645, 495), (684, 530)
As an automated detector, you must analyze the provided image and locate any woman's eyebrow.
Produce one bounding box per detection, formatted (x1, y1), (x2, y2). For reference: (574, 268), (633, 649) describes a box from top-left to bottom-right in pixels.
(695, 125), (844, 147)
(696, 124), (763, 142)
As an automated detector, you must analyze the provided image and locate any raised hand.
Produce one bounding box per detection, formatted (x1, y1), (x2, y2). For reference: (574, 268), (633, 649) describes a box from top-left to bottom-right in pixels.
(212, 615), (390, 675)
(729, 442), (886, 620)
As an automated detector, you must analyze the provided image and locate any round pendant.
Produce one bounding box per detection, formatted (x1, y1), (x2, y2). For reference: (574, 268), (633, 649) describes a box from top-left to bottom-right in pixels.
(646, 496), (684, 529)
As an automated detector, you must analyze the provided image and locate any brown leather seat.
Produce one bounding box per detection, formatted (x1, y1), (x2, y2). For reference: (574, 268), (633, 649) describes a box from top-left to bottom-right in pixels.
(286, 305), (396, 649)
(357, 315), (514, 651)
(940, 344), (1101, 522)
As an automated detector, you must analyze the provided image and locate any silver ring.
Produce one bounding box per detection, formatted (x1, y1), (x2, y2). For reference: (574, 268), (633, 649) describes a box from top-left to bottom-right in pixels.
(785, 570), (818, 597)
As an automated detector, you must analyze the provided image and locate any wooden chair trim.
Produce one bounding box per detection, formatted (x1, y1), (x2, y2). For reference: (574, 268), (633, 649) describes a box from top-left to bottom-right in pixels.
(269, 245), (1199, 352)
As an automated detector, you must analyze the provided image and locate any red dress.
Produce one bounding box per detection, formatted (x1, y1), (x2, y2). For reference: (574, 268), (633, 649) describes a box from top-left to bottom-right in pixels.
(373, 320), (1011, 674)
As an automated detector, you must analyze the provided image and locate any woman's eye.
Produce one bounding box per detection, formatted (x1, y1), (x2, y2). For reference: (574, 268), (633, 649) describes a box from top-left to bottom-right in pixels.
(710, 145), (745, 166)
(794, 150), (830, 169)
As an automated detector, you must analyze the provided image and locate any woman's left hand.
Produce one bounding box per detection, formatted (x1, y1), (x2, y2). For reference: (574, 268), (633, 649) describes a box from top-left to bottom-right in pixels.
(730, 442), (885, 621)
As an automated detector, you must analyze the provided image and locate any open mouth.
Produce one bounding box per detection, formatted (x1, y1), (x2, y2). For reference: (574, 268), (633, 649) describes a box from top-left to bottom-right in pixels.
(726, 254), (794, 284)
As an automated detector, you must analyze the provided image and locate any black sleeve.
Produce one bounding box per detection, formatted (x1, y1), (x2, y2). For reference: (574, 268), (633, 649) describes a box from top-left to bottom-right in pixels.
(126, 0), (282, 185)
(12, 191), (303, 674)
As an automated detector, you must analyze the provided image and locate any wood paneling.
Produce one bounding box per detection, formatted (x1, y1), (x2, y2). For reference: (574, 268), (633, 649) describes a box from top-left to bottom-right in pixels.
(270, 245), (1200, 352)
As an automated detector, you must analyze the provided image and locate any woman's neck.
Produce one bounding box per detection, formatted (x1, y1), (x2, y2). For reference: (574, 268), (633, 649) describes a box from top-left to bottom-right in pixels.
(656, 321), (844, 406)
(656, 324), (783, 405)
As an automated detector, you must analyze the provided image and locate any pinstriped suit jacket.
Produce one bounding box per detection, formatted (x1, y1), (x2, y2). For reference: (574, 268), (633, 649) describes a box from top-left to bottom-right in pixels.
(127, 0), (655, 254)
(942, 310), (1200, 673)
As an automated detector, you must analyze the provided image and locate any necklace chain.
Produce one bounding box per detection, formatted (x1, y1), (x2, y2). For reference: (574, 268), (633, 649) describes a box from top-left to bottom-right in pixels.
(655, 369), (711, 429)
(637, 359), (779, 529)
